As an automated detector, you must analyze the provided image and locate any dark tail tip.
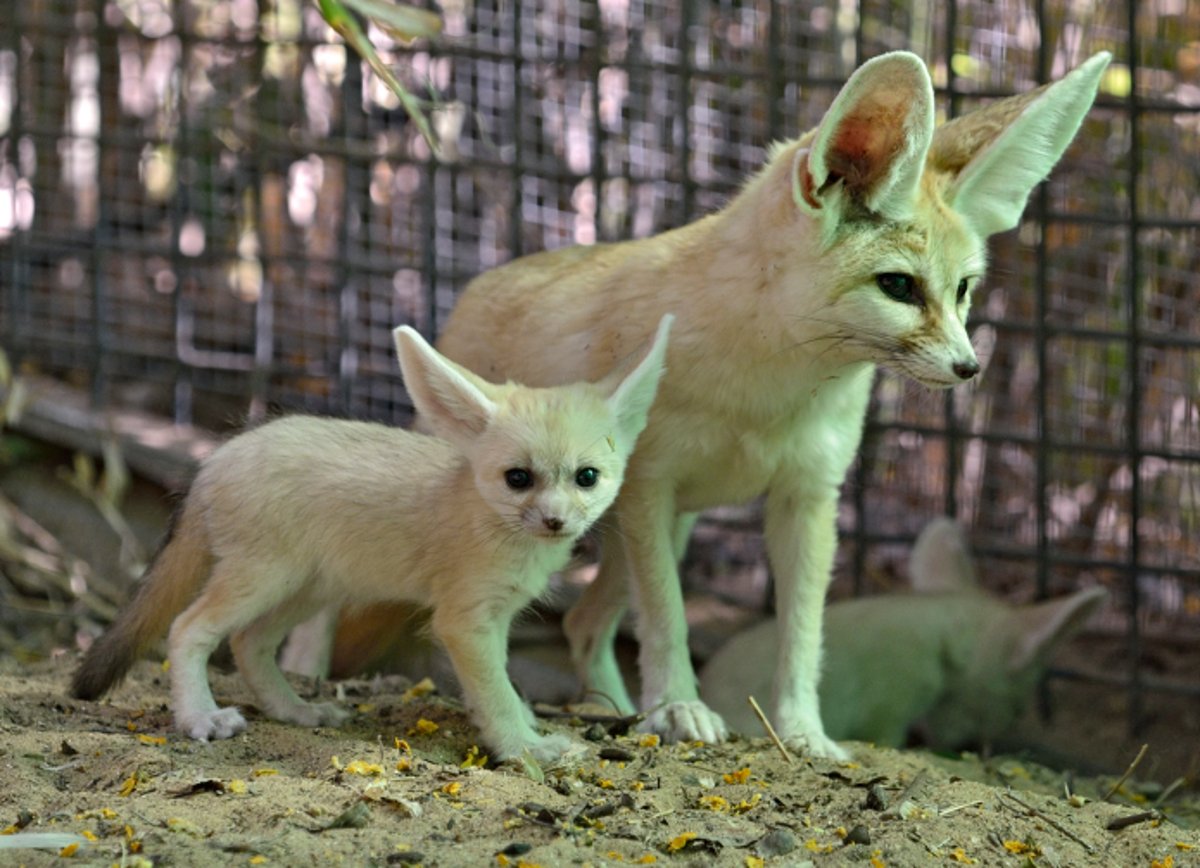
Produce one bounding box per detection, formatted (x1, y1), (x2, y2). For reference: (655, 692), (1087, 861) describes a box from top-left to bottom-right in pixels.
(70, 631), (137, 700)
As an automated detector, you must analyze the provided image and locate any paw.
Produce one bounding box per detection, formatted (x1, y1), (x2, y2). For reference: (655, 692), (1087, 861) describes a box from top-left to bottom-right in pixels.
(279, 701), (350, 729)
(491, 730), (580, 764)
(781, 728), (850, 762)
(178, 707), (247, 741)
(640, 700), (727, 745)
(523, 732), (580, 765)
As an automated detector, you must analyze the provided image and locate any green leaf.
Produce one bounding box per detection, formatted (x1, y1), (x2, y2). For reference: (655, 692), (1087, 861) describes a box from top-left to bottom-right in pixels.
(314, 0), (439, 150)
(340, 0), (442, 42)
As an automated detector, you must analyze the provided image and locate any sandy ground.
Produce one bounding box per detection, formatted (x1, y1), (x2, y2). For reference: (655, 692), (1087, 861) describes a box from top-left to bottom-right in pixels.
(1, 655), (1196, 868)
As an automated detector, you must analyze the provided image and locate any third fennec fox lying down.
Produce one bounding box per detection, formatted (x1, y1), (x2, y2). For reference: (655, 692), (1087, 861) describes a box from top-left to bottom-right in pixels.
(314, 51), (1111, 760)
(700, 519), (1107, 751)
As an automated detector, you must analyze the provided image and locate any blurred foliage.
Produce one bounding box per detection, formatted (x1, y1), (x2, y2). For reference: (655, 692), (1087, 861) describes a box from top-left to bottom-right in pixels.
(315, 0), (442, 148)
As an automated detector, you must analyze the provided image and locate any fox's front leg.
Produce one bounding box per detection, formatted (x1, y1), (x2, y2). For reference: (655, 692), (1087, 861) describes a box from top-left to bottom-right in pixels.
(764, 479), (849, 761)
(563, 511), (698, 715)
(620, 490), (727, 744)
(432, 602), (575, 764)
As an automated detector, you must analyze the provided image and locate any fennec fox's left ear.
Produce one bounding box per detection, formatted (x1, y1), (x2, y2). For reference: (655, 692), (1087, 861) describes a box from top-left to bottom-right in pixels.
(394, 325), (498, 450)
(931, 52), (1111, 237)
(599, 314), (674, 449)
(792, 51), (935, 230)
(908, 517), (979, 593)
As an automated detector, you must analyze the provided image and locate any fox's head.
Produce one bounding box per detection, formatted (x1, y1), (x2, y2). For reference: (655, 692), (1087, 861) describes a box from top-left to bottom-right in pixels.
(763, 51), (1109, 388)
(394, 315), (671, 542)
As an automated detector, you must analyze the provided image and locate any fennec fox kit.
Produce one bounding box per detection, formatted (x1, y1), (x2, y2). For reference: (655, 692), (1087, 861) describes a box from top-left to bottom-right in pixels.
(71, 316), (673, 762)
(421, 51), (1110, 759)
(700, 519), (1106, 749)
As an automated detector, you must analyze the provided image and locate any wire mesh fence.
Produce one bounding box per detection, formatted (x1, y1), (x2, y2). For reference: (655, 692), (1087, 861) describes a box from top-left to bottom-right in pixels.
(1, 0), (1198, 731)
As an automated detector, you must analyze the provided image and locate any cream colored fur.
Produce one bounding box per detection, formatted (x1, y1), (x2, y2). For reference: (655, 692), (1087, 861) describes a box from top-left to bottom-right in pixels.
(70, 317), (672, 762)
(429, 51), (1110, 759)
(700, 518), (1107, 749)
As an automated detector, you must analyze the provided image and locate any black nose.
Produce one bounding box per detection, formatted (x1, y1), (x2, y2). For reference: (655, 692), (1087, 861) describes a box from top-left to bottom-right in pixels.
(952, 360), (980, 381)
(543, 517), (564, 532)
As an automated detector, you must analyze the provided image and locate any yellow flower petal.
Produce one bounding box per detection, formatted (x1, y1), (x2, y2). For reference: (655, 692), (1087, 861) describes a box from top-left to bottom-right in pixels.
(667, 832), (696, 852)
(722, 767), (751, 784)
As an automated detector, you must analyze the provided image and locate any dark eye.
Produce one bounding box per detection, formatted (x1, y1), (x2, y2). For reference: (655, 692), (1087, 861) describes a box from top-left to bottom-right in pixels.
(876, 273), (922, 306)
(575, 467), (599, 488)
(956, 278), (970, 304)
(504, 468), (533, 490)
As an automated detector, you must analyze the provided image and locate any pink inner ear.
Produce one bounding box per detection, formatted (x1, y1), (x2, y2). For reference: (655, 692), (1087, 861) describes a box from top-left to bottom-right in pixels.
(826, 101), (908, 192)
(796, 151), (822, 210)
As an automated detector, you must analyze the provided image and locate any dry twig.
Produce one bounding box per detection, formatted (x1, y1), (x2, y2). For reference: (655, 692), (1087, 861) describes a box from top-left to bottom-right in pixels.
(1102, 743), (1149, 803)
(1105, 810), (1160, 831)
(1000, 791), (1094, 853)
(746, 695), (793, 764)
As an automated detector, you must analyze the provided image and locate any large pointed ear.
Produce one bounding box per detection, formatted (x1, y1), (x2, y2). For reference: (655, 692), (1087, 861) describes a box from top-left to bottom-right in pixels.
(932, 51), (1110, 237)
(394, 325), (497, 448)
(600, 314), (673, 446)
(1009, 586), (1107, 672)
(794, 51), (935, 231)
(1003, 590), (1104, 672)
(909, 517), (978, 592)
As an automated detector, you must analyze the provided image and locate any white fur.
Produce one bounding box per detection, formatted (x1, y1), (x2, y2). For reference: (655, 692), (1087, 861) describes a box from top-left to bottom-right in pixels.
(416, 52), (1108, 760)
(163, 316), (671, 760)
(700, 518), (1107, 749)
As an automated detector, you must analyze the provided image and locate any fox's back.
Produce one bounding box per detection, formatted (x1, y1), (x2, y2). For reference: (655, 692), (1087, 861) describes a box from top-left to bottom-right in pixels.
(192, 417), (465, 597)
(437, 208), (874, 509)
(438, 219), (716, 388)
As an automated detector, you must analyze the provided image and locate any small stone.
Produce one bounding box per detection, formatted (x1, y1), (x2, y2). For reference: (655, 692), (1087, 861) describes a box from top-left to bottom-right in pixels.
(843, 824), (871, 846)
(583, 723), (608, 742)
(325, 802), (371, 830)
(757, 827), (797, 858)
(864, 783), (888, 811)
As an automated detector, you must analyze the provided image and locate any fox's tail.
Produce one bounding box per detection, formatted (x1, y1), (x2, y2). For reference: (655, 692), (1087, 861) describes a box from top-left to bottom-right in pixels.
(71, 502), (213, 700)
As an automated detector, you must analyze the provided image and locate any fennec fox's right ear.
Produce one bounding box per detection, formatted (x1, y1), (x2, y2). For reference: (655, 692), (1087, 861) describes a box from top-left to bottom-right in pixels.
(908, 517), (979, 593)
(791, 52), (935, 234)
(930, 52), (1110, 237)
(598, 314), (673, 451)
(394, 325), (498, 450)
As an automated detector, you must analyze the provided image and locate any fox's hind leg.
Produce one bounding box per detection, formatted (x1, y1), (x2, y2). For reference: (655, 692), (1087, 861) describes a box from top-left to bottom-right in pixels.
(564, 520), (636, 714)
(167, 568), (255, 741)
(565, 513), (698, 716)
(167, 558), (307, 740)
(230, 596), (349, 730)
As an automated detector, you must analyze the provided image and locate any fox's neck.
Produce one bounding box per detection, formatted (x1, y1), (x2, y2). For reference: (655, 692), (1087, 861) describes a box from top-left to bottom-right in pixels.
(663, 145), (877, 402)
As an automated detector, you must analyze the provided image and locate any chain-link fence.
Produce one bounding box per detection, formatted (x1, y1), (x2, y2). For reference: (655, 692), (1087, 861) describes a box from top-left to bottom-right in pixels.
(2, 0), (1198, 734)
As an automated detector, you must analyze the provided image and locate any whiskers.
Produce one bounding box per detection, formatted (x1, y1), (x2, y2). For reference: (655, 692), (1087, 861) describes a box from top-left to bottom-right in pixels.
(780, 313), (903, 372)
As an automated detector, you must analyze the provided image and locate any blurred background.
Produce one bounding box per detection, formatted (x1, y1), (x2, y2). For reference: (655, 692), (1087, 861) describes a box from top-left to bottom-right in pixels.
(0, 0), (1197, 783)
